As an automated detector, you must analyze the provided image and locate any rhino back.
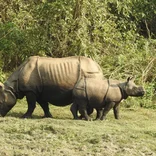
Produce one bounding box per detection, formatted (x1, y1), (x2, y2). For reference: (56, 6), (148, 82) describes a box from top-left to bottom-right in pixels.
(36, 56), (103, 91)
(80, 57), (103, 73)
(38, 57), (80, 90)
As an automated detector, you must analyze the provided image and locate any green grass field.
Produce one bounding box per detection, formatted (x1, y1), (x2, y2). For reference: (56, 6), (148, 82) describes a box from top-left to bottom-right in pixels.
(0, 99), (156, 156)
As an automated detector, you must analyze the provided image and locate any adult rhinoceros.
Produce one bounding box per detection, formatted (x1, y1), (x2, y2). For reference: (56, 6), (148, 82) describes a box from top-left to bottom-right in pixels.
(0, 56), (103, 118)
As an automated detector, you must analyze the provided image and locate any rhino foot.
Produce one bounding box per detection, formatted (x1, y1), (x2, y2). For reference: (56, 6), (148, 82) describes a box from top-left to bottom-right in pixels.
(100, 116), (106, 120)
(42, 114), (53, 118)
(21, 114), (32, 119)
(76, 115), (92, 120)
(73, 117), (81, 120)
(86, 117), (93, 121)
(95, 118), (101, 121)
(73, 115), (83, 120)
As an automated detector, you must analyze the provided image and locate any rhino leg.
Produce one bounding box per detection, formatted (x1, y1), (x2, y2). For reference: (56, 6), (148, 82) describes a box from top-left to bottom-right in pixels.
(95, 108), (103, 120)
(37, 99), (52, 118)
(100, 102), (115, 120)
(70, 103), (79, 120)
(22, 92), (36, 118)
(78, 100), (92, 121)
(113, 103), (120, 119)
(78, 106), (94, 119)
(87, 106), (94, 116)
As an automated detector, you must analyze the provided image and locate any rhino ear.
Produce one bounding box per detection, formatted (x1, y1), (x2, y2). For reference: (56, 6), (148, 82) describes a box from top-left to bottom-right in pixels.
(127, 76), (135, 82)
(127, 77), (131, 82)
(130, 76), (135, 81)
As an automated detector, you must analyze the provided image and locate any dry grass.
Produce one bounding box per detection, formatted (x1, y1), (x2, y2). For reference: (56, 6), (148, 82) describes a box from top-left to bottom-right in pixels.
(0, 100), (156, 156)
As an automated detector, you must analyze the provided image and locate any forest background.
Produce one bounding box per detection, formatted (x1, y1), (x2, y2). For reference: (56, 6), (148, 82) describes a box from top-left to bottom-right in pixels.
(0, 0), (155, 108)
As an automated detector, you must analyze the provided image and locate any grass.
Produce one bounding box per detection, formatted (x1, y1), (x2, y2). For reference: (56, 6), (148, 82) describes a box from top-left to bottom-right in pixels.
(0, 99), (156, 156)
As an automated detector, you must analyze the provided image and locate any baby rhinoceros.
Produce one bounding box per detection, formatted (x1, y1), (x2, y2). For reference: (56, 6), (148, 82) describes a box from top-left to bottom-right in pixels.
(72, 77), (145, 121)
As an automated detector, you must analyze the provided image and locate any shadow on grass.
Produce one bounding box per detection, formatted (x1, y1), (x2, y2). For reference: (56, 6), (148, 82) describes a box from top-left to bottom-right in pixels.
(6, 111), (73, 120)
(7, 112), (44, 119)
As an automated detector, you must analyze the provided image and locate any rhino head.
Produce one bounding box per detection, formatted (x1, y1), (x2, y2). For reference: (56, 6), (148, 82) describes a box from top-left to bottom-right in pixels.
(0, 82), (17, 117)
(122, 77), (145, 97)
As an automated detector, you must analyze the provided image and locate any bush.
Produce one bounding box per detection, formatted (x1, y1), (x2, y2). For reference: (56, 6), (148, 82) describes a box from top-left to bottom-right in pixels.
(0, 0), (155, 108)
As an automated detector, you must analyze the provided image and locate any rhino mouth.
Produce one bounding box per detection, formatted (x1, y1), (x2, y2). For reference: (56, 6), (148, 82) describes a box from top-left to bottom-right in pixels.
(126, 86), (145, 97)
(136, 91), (145, 96)
(132, 89), (145, 97)
(0, 103), (14, 117)
(140, 90), (145, 96)
(0, 110), (7, 117)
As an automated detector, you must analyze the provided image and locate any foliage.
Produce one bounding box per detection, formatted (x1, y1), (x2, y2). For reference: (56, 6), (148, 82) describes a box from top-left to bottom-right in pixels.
(0, 0), (155, 107)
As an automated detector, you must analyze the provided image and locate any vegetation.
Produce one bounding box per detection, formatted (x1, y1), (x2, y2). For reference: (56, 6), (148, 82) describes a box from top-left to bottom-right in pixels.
(0, 1), (155, 154)
(0, 0), (155, 108)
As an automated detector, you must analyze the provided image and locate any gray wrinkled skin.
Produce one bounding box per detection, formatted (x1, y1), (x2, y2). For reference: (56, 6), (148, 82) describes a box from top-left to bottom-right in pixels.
(0, 56), (103, 118)
(72, 77), (145, 121)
